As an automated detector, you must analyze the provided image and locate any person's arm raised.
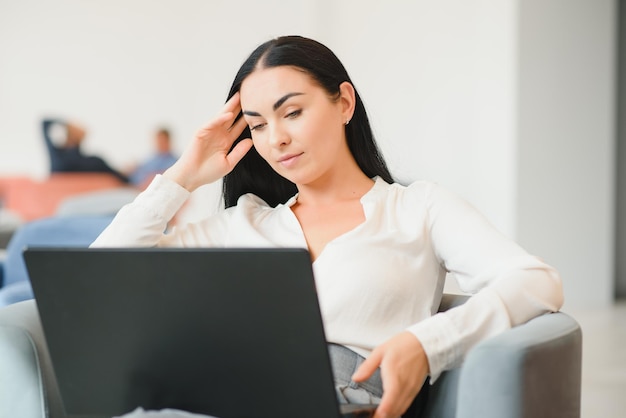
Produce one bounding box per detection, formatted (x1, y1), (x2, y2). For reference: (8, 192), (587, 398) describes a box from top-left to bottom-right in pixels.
(164, 93), (253, 192)
(91, 94), (253, 248)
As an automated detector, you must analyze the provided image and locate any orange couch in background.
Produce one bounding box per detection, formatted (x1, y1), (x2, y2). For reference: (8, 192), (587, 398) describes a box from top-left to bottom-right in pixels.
(0, 173), (128, 221)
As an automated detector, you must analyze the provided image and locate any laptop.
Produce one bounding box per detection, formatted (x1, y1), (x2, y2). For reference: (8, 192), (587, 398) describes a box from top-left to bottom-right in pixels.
(23, 247), (377, 418)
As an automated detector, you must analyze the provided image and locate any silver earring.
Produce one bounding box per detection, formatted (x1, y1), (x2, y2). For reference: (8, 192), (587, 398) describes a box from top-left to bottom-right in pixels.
(345, 119), (350, 126)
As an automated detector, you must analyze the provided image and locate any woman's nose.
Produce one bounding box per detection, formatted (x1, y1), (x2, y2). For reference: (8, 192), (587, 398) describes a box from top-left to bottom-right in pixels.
(269, 124), (291, 147)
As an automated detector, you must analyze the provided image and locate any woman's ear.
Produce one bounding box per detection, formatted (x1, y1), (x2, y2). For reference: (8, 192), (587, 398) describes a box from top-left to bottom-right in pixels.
(338, 82), (356, 125)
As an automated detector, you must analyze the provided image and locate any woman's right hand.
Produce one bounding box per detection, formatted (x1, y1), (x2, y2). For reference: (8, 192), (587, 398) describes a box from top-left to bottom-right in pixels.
(163, 93), (253, 192)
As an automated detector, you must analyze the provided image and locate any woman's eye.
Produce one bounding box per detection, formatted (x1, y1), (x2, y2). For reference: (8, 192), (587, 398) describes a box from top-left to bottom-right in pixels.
(286, 109), (302, 119)
(250, 123), (266, 132)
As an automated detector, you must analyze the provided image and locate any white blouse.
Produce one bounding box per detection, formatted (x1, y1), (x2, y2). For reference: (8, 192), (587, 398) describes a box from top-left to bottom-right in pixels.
(91, 175), (563, 381)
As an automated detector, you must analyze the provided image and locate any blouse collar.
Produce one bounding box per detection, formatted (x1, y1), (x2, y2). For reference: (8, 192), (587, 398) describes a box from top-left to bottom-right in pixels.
(282, 176), (386, 208)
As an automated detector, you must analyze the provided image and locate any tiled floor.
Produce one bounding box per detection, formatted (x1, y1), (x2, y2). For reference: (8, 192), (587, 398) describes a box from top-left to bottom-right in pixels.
(567, 301), (626, 417)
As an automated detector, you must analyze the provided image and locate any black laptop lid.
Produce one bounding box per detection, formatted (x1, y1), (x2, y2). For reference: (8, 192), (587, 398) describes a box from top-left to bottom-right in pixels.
(24, 247), (343, 418)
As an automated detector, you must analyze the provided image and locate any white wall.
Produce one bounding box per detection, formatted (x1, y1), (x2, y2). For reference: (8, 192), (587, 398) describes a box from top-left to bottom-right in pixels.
(517, 0), (616, 307)
(0, 0), (617, 307)
(0, 0), (321, 177)
(325, 0), (518, 236)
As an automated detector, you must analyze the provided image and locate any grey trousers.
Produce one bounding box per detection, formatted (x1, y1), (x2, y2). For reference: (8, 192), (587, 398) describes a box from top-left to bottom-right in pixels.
(330, 343), (429, 418)
(328, 343), (383, 404)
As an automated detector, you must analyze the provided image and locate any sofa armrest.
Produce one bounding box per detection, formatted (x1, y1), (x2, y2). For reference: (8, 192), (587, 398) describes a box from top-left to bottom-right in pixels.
(0, 325), (46, 418)
(456, 312), (582, 418)
(0, 300), (64, 418)
(425, 296), (581, 418)
(438, 293), (469, 312)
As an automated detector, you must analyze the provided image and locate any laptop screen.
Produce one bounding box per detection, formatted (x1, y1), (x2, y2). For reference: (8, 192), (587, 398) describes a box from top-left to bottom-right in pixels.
(24, 247), (344, 418)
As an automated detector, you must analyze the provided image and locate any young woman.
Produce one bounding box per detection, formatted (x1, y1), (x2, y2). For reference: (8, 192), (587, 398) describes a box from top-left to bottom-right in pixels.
(93, 36), (563, 418)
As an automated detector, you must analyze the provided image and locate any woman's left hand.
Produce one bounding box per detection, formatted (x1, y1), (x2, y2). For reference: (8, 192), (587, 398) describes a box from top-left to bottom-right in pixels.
(352, 332), (429, 418)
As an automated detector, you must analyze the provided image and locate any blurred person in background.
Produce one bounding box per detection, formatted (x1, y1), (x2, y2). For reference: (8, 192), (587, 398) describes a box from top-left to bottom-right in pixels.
(42, 118), (129, 183)
(127, 127), (178, 188)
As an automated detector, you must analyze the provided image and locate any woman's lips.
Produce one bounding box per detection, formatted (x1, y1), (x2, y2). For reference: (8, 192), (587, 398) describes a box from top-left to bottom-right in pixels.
(278, 152), (303, 168)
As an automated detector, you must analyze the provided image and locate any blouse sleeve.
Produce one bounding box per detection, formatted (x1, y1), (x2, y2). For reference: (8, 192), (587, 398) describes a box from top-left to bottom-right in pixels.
(90, 175), (227, 248)
(405, 182), (563, 381)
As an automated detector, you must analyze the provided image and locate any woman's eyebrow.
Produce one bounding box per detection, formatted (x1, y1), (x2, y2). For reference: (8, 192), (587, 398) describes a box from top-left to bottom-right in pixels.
(242, 92), (305, 117)
(273, 92), (304, 111)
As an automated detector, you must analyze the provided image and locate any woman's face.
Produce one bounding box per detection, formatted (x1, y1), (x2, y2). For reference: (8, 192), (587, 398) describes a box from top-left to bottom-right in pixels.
(239, 66), (354, 186)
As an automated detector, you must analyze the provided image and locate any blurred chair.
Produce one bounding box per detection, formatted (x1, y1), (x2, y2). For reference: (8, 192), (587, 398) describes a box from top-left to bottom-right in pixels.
(55, 188), (138, 217)
(0, 208), (23, 248)
(0, 215), (113, 307)
(0, 174), (126, 221)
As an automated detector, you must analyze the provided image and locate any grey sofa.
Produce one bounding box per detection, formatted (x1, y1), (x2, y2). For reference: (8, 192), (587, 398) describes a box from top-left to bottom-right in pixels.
(0, 295), (581, 418)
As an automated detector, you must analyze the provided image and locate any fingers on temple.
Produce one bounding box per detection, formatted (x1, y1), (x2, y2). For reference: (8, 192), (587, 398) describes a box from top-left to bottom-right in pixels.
(229, 114), (247, 133)
(197, 112), (232, 135)
(196, 94), (243, 134)
(227, 138), (253, 165)
(223, 92), (241, 114)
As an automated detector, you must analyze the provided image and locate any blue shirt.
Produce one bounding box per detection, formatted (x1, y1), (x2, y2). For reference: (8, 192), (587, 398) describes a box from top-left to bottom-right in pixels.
(129, 153), (178, 186)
